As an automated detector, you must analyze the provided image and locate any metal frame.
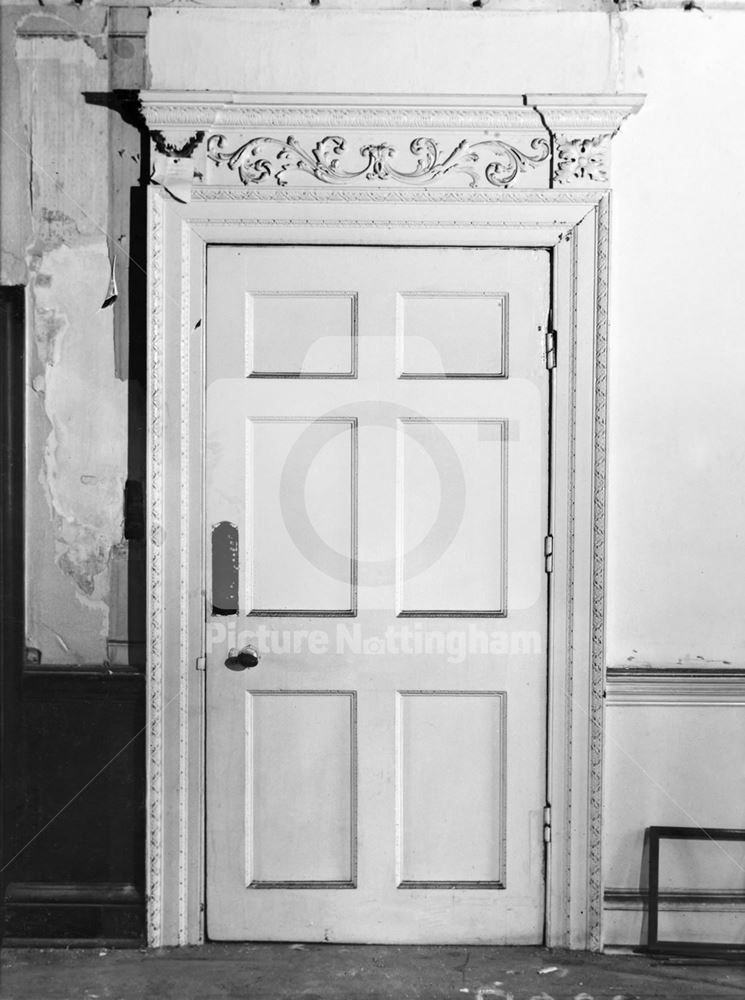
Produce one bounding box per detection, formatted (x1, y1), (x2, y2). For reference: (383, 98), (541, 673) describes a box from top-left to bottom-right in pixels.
(646, 825), (745, 957)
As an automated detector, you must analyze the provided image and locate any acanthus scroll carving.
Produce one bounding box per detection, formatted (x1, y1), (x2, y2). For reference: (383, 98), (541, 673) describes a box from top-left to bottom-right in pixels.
(206, 133), (550, 188)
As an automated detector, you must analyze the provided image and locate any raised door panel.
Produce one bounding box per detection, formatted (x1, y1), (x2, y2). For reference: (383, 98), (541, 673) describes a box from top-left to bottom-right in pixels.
(247, 692), (357, 887)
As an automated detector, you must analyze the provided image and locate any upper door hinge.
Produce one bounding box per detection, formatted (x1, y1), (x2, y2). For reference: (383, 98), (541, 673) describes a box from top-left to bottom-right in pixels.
(545, 330), (557, 370)
(196, 655), (206, 672)
(544, 534), (554, 574)
(543, 805), (552, 843)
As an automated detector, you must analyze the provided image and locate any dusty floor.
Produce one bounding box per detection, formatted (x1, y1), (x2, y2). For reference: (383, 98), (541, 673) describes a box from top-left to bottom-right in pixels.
(1, 945), (744, 1000)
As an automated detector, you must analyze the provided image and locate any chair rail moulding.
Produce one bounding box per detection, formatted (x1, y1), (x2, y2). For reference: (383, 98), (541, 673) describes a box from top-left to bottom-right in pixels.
(606, 667), (745, 706)
(141, 92), (643, 949)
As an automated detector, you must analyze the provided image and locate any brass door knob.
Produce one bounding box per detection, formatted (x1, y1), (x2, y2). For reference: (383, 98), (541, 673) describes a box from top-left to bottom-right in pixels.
(225, 644), (260, 670)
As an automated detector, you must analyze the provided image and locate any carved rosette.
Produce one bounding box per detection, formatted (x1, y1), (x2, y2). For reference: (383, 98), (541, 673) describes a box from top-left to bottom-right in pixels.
(554, 135), (610, 185)
(528, 96), (644, 188)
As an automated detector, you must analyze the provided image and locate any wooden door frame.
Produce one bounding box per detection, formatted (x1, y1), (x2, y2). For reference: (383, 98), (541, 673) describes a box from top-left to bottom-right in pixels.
(142, 92), (643, 949)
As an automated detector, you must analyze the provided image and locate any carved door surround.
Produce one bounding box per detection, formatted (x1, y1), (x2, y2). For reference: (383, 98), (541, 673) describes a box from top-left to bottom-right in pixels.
(141, 92), (643, 948)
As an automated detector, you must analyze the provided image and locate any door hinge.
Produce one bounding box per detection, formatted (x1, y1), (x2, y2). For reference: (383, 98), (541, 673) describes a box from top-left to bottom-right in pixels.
(545, 330), (557, 370)
(196, 655), (206, 672)
(543, 805), (552, 843)
(544, 534), (554, 574)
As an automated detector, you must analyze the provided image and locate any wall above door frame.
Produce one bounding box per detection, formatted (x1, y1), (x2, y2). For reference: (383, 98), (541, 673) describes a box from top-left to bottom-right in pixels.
(141, 91), (643, 949)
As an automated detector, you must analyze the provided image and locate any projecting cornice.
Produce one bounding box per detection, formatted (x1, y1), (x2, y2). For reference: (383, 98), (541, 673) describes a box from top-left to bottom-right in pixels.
(140, 92), (644, 200)
(529, 94), (644, 187)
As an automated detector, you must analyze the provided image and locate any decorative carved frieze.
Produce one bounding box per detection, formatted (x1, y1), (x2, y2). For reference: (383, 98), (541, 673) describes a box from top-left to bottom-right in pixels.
(141, 93), (644, 194)
(205, 133), (549, 189)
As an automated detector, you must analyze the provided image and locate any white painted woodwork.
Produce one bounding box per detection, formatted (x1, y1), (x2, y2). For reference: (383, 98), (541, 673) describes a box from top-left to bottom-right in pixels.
(398, 692), (506, 887)
(248, 692), (356, 886)
(398, 293), (506, 377)
(205, 244), (549, 942)
(398, 419), (507, 615)
(247, 418), (355, 613)
(147, 184), (616, 948)
(247, 292), (356, 377)
(143, 86), (640, 946)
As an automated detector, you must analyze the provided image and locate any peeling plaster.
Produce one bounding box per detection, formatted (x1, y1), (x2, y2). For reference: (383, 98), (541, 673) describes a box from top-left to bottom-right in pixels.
(17, 33), (109, 242)
(17, 25), (131, 663)
(17, 8), (110, 60)
(1, 9), (33, 285)
(27, 243), (128, 661)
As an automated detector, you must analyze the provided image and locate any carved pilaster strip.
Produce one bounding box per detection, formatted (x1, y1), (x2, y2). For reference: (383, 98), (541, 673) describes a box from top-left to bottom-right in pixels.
(564, 228), (580, 943)
(589, 194), (611, 950)
(178, 220), (191, 946)
(146, 192), (165, 948)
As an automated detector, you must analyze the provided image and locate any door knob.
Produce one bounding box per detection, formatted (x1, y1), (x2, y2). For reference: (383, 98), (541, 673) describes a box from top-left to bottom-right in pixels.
(225, 644), (260, 670)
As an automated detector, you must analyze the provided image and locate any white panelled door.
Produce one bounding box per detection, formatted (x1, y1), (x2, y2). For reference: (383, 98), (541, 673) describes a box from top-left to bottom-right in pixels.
(205, 245), (550, 943)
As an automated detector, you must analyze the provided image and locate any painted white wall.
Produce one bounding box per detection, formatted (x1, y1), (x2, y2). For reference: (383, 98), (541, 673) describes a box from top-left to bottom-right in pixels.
(604, 701), (745, 945)
(148, 9), (620, 93)
(610, 11), (745, 670)
(590, 12), (745, 945)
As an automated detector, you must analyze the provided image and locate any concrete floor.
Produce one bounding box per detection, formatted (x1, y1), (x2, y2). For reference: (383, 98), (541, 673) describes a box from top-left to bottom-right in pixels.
(1, 945), (744, 1000)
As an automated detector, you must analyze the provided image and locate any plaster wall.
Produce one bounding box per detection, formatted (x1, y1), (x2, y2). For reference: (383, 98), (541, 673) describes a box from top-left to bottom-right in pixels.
(607, 13), (745, 943)
(7, 6), (147, 666)
(20, 29), (121, 665)
(603, 701), (745, 945)
(147, 9), (621, 92)
(610, 14), (745, 670)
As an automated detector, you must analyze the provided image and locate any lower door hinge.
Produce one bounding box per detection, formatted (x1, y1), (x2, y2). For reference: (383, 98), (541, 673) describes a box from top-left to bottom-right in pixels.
(543, 805), (552, 844)
(545, 330), (557, 370)
(544, 534), (554, 574)
(196, 655), (206, 672)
